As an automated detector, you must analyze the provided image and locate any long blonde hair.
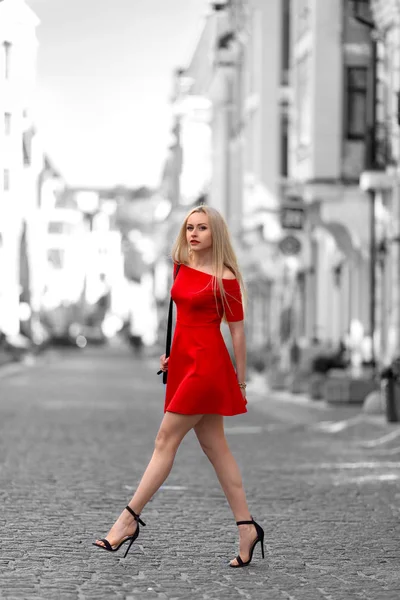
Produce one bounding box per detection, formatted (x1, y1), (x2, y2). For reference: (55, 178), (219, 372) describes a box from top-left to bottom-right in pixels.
(171, 205), (246, 318)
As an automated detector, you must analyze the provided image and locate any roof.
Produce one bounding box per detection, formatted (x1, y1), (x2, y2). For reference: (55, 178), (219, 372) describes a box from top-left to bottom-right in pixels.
(0, 0), (40, 28)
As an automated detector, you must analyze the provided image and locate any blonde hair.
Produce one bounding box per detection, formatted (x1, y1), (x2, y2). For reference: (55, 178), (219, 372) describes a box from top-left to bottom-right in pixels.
(171, 205), (246, 319)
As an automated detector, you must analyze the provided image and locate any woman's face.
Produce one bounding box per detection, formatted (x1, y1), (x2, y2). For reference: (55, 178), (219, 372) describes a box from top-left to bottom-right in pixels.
(186, 212), (212, 253)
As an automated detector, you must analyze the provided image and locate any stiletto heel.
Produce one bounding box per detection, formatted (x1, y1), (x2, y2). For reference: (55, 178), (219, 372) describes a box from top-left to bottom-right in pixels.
(92, 506), (146, 557)
(260, 533), (265, 559)
(229, 518), (265, 568)
(123, 534), (136, 559)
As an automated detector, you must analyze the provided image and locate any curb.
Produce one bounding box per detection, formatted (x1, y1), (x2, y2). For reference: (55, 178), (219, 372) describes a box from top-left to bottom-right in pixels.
(247, 376), (330, 411)
(0, 351), (50, 380)
(246, 375), (397, 433)
(248, 374), (384, 415)
(0, 360), (27, 380)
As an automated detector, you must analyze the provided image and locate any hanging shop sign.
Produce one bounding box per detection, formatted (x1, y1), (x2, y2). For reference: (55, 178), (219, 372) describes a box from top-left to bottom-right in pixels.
(280, 205), (305, 230)
(279, 234), (302, 256)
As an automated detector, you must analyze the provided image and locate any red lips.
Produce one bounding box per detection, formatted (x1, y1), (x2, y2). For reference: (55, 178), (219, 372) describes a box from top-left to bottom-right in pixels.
(190, 240), (200, 244)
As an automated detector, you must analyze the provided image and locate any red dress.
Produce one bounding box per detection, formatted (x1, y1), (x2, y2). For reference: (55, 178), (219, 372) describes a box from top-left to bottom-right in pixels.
(164, 264), (247, 416)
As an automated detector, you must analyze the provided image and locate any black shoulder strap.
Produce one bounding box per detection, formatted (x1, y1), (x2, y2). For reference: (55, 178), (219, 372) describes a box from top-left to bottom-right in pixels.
(163, 264), (181, 384)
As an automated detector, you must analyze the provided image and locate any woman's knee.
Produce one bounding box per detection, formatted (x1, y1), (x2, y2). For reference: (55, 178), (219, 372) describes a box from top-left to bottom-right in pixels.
(198, 434), (228, 461)
(154, 427), (180, 453)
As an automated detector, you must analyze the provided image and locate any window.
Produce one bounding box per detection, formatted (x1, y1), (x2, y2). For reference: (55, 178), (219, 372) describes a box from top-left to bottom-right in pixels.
(48, 222), (63, 234)
(280, 109), (289, 177)
(281, 0), (291, 84)
(47, 249), (65, 269)
(48, 221), (76, 235)
(3, 169), (10, 191)
(346, 67), (368, 139)
(4, 113), (11, 136)
(3, 41), (11, 80)
(297, 53), (311, 147)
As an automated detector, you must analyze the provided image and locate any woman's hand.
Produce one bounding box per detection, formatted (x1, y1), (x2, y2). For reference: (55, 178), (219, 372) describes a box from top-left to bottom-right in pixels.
(240, 388), (246, 400)
(160, 354), (169, 372)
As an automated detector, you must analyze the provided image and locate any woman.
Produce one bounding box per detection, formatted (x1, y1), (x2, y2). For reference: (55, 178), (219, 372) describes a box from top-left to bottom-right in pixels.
(93, 205), (264, 568)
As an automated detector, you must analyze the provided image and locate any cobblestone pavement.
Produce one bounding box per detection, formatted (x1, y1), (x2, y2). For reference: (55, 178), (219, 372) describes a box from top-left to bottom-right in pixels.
(1, 345), (400, 600)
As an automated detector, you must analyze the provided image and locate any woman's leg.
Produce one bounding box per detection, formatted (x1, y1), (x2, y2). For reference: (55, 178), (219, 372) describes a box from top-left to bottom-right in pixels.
(194, 414), (258, 565)
(129, 411), (203, 512)
(96, 411), (203, 547)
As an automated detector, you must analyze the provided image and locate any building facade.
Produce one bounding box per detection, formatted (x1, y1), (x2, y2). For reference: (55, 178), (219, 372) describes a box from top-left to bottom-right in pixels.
(237, 0), (291, 354)
(172, 0), (290, 356)
(288, 0), (374, 364)
(160, 0), (398, 374)
(22, 127), (66, 343)
(0, 0), (40, 339)
(369, 0), (400, 364)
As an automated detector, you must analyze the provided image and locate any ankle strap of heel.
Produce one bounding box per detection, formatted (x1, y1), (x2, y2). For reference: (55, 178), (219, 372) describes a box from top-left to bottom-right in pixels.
(236, 519), (254, 526)
(125, 505), (146, 526)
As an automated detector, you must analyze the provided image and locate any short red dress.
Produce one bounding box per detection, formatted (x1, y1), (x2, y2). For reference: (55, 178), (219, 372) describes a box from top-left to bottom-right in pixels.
(164, 263), (247, 416)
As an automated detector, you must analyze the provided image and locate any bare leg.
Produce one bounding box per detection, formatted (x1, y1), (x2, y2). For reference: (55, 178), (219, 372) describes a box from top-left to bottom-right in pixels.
(194, 414), (258, 566)
(129, 412), (203, 512)
(96, 411), (203, 548)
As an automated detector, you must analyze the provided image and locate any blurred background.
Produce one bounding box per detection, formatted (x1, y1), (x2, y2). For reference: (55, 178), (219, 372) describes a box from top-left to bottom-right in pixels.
(0, 0), (399, 406)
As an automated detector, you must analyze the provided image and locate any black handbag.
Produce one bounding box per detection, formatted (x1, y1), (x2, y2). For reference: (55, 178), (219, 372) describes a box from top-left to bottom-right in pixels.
(157, 264), (181, 384)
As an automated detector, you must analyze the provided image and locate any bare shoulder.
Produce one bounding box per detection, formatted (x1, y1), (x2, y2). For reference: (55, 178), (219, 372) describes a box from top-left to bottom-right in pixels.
(222, 267), (237, 280)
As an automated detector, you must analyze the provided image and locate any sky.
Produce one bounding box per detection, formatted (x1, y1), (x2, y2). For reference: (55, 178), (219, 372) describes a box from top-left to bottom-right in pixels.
(26, 0), (208, 189)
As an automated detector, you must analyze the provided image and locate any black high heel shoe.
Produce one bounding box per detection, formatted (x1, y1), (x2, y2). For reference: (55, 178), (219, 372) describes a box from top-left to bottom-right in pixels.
(92, 506), (146, 558)
(229, 518), (265, 568)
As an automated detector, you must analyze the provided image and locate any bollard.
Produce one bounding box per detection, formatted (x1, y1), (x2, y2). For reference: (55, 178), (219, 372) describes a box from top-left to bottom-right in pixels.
(381, 365), (400, 423)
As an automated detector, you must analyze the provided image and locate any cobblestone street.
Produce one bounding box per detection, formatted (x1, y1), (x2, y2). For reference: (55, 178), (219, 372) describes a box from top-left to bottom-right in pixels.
(0, 346), (400, 600)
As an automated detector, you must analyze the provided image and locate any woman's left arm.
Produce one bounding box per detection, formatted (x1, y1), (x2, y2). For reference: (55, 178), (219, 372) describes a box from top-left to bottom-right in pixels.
(228, 320), (246, 386)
